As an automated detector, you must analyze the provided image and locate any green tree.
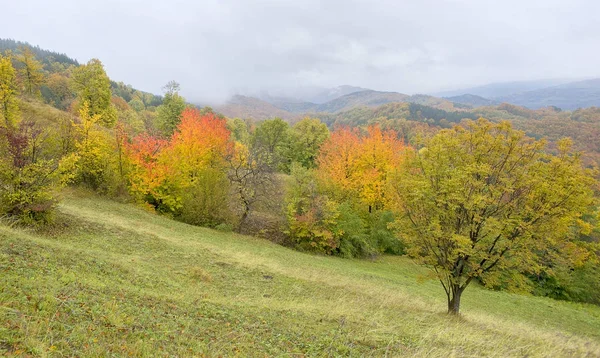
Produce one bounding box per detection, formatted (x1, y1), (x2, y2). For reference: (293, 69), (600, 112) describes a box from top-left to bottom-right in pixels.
(0, 54), (19, 128)
(290, 117), (329, 168)
(156, 80), (186, 136)
(72, 59), (117, 127)
(251, 118), (291, 172)
(394, 119), (596, 315)
(227, 117), (250, 144)
(15, 46), (45, 97)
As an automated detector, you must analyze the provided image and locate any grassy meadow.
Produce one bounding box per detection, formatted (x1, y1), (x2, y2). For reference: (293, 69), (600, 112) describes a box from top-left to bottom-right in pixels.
(1, 190), (600, 357)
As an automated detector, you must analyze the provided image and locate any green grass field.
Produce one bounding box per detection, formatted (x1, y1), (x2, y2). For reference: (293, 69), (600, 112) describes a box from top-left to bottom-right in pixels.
(1, 191), (600, 357)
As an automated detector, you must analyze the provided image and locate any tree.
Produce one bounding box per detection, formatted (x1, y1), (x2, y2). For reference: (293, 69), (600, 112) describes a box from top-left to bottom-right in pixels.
(0, 54), (19, 128)
(59, 101), (115, 191)
(15, 46), (45, 97)
(72, 59), (117, 127)
(317, 125), (404, 213)
(289, 117), (329, 168)
(0, 119), (58, 224)
(44, 73), (74, 110)
(393, 119), (596, 314)
(125, 108), (233, 225)
(156, 80), (186, 136)
(251, 118), (291, 172)
(226, 141), (279, 232)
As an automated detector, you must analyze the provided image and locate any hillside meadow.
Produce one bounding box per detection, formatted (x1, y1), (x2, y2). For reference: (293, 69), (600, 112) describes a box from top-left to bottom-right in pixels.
(1, 190), (600, 357)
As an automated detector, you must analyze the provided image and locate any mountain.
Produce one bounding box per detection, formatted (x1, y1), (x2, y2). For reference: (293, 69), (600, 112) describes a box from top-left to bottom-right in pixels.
(435, 79), (573, 98)
(311, 90), (410, 113)
(221, 90), (465, 120)
(495, 78), (600, 110)
(216, 95), (296, 120)
(259, 96), (319, 113)
(307, 85), (371, 104)
(446, 94), (499, 107)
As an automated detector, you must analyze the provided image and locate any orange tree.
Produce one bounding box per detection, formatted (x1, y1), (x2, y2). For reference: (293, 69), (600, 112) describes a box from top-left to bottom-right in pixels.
(124, 108), (233, 225)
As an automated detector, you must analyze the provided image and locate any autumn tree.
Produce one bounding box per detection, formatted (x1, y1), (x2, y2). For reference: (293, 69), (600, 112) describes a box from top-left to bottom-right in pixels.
(393, 119), (596, 314)
(0, 119), (58, 223)
(44, 73), (74, 110)
(0, 54), (19, 128)
(156, 80), (186, 136)
(15, 46), (45, 97)
(59, 101), (115, 190)
(317, 125), (404, 213)
(125, 108), (233, 226)
(72, 59), (117, 127)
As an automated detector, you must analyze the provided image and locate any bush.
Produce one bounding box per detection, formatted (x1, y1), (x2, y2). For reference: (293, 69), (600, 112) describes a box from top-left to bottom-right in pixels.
(176, 168), (231, 228)
(0, 159), (58, 225)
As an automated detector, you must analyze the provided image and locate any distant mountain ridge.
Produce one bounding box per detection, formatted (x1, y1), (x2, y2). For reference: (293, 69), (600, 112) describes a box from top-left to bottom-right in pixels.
(495, 79), (600, 110)
(307, 85), (370, 104)
(218, 89), (465, 120)
(434, 79), (573, 98)
(445, 94), (499, 107)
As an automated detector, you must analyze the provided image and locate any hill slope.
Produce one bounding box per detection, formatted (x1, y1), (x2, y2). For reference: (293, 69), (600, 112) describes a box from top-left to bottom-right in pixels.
(446, 94), (499, 107)
(1, 192), (600, 356)
(216, 95), (296, 121)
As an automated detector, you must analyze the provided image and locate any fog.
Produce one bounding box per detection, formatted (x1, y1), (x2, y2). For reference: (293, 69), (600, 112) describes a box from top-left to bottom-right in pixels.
(3, 0), (599, 103)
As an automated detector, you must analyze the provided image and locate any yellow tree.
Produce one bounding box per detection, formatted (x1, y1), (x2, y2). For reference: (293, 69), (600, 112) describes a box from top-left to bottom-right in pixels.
(72, 59), (117, 127)
(59, 101), (113, 190)
(15, 47), (45, 97)
(394, 119), (597, 314)
(355, 125), (404, 212)
(317, 125), (405, 213)
(0, 54), (20, 128)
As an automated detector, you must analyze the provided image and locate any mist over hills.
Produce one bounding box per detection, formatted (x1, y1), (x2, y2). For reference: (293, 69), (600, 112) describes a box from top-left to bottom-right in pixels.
(433, 79), (573, 98)
(218, 77), (600, 120)
(494, 78), (600, 110)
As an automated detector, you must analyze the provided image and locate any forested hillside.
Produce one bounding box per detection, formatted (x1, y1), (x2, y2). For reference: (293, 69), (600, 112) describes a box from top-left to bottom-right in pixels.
(1, 39), (600, 356)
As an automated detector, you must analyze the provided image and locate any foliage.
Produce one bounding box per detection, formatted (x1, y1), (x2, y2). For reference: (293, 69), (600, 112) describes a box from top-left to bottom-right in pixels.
(251, 118), (291, 172)
(285, 164), (340, 253)
(72, 59), (117, 127)
(14, 46), (45, 97)
(0, 54), (20, 127)
(226, 142), (280, 232)
(125, 108), (233, 226)
(59, 101), (115, 191)
(0, 38), (78, 67)
(156, 81), (186, 136)
(0, 119), (59, 224)
(393, 118), (597, 314)
(289, 117), (329, 168)
(177, 167), (231, 227)
(317, 125), (404, 213)
(42, 73), (75, 110)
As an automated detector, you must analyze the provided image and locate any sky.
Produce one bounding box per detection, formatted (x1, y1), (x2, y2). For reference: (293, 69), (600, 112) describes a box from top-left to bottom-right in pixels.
(2, 0), (600, 103)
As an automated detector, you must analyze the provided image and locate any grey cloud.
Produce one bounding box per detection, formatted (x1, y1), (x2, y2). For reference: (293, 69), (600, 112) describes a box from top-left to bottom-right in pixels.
(2, 0), (600, 103)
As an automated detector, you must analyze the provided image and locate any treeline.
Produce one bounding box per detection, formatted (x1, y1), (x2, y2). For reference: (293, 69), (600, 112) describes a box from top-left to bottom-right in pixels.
(0, 38), (78, 66)
(1, 45), (599, 312)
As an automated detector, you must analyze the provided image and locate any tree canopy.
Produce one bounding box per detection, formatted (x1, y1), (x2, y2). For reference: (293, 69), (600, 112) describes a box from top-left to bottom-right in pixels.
(394, 119), (596, 314)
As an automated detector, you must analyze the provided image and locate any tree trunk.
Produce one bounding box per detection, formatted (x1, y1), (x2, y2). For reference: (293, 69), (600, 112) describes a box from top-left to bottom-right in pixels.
(237, 201), (251, 232)
(447, 287), (463, 315)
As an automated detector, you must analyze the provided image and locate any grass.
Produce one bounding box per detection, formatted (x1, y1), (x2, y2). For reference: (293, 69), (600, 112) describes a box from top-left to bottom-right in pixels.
(1, 191), (600, 357)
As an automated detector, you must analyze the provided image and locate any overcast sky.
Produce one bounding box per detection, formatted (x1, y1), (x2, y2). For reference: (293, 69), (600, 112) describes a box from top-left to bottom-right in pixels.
(2, 0), (600, 103)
